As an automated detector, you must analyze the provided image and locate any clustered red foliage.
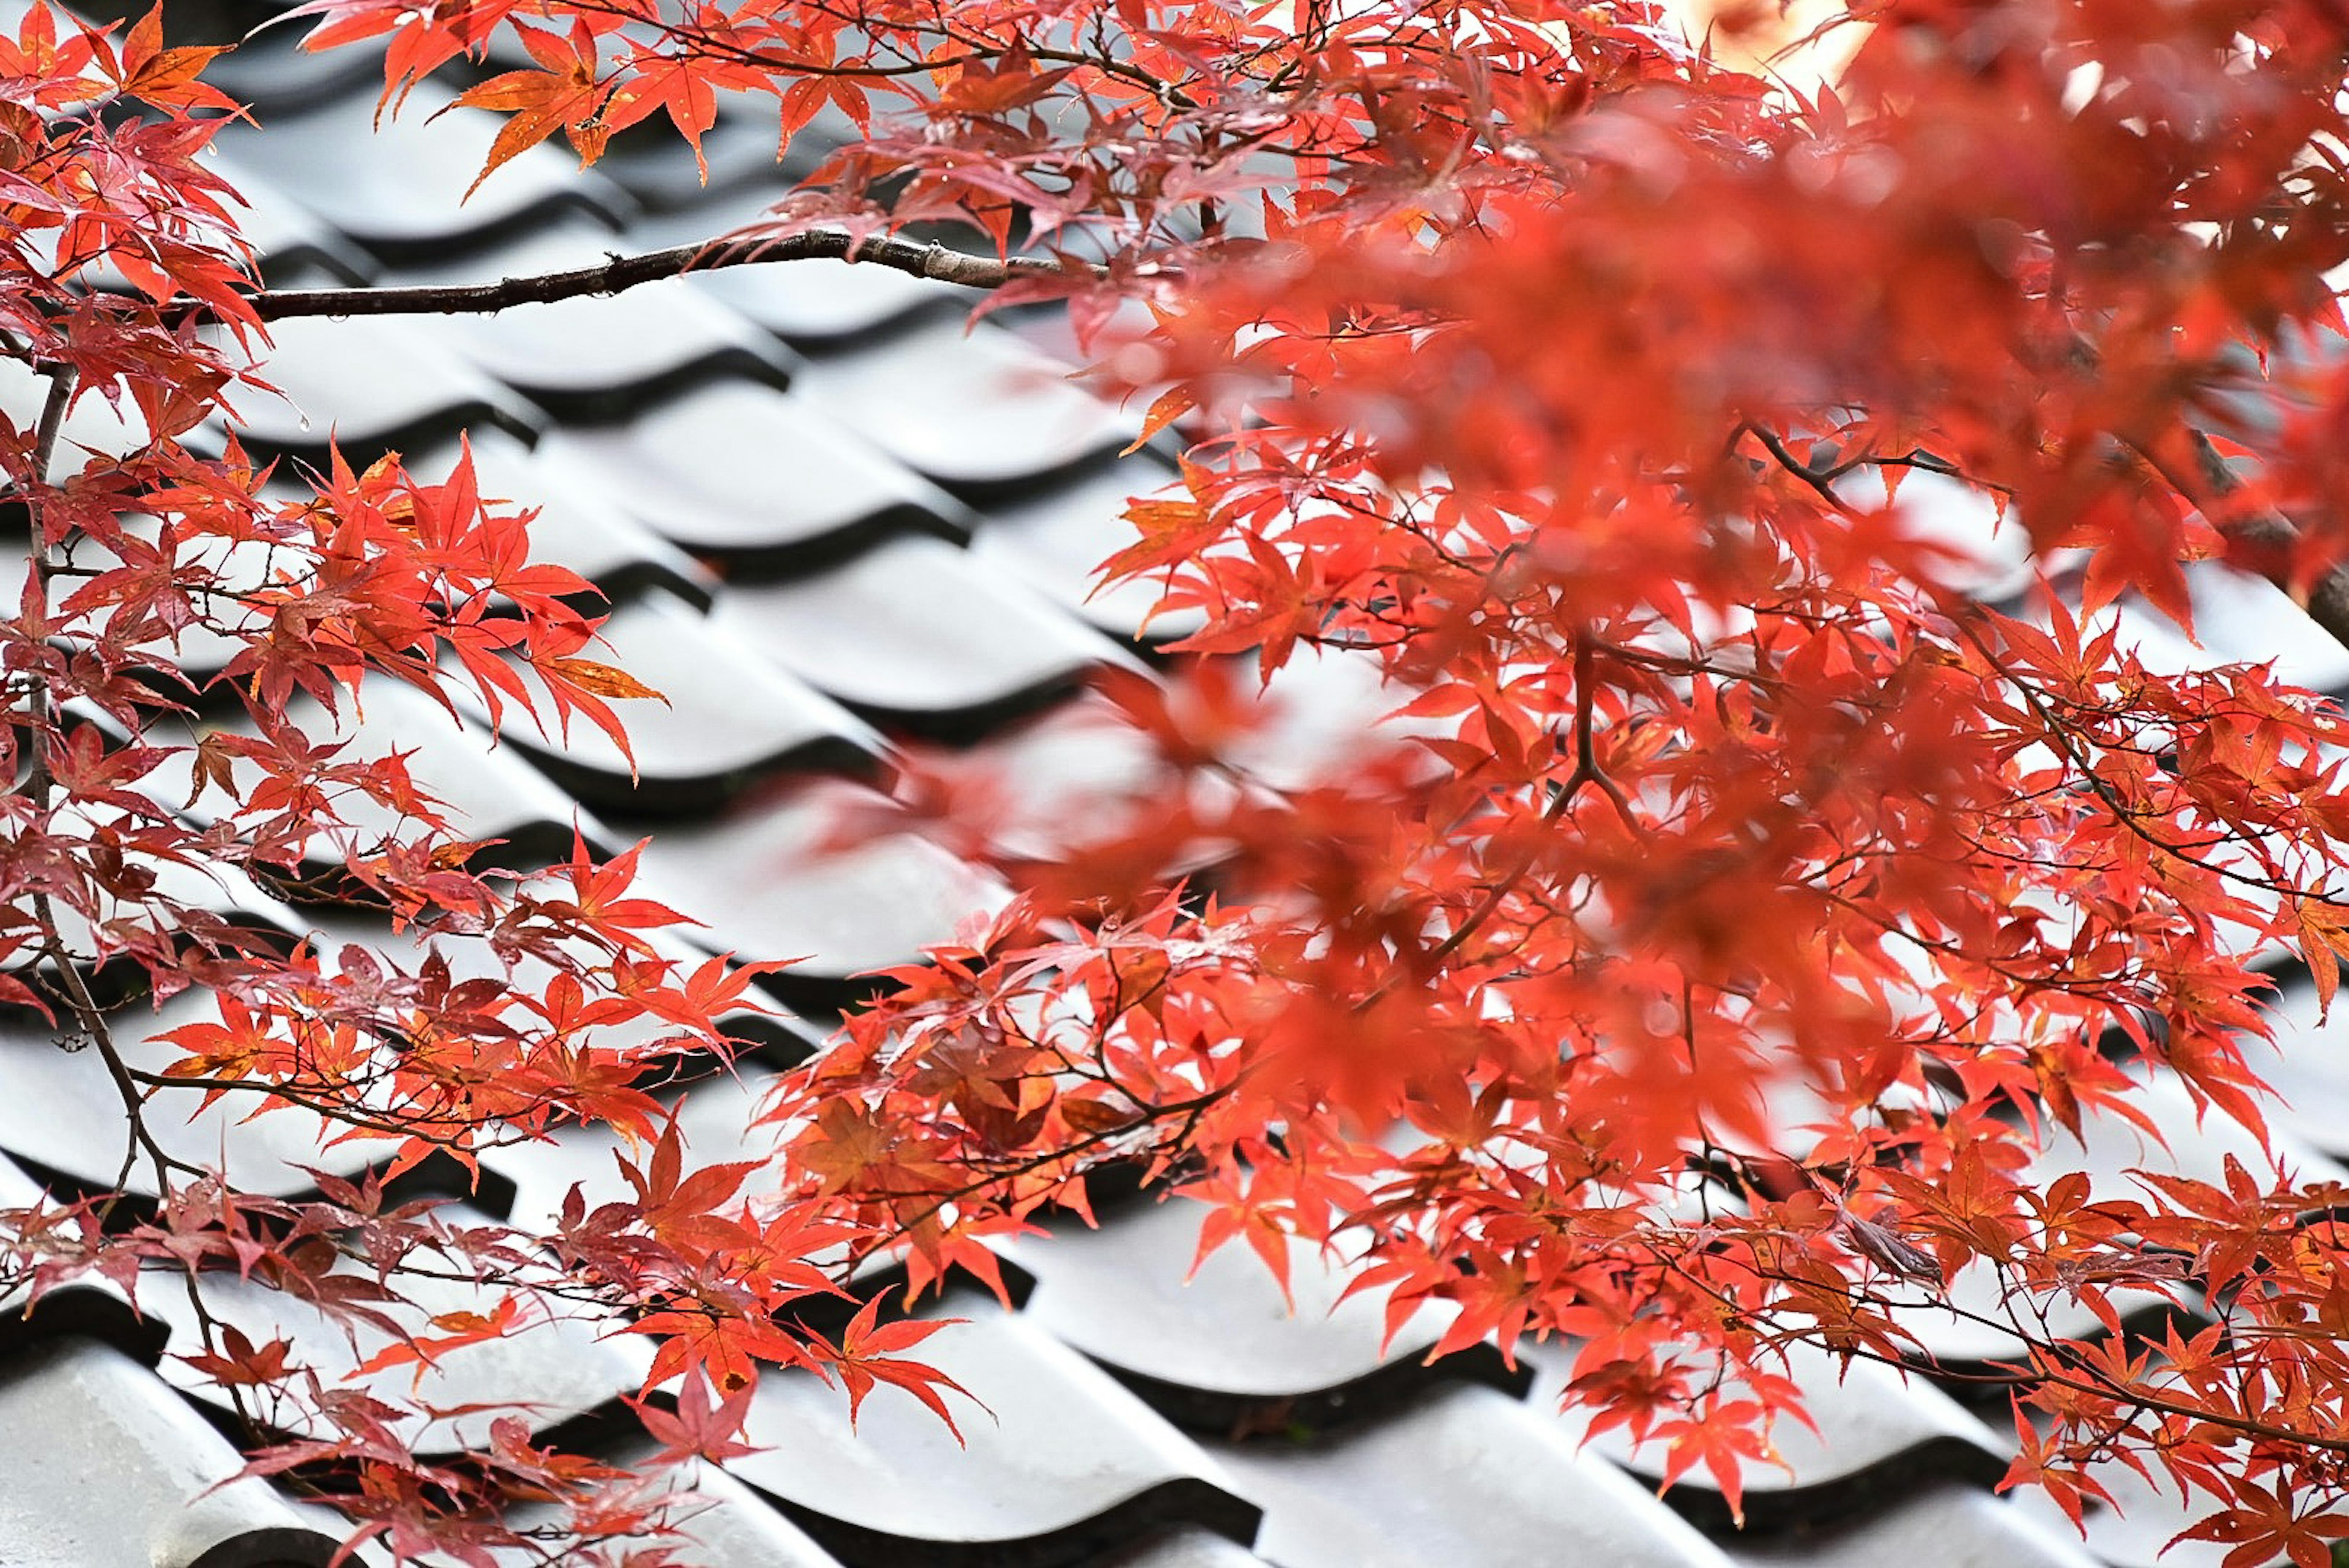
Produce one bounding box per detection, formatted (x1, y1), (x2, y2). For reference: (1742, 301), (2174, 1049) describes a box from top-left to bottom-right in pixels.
(9, 0), (2349, 1562)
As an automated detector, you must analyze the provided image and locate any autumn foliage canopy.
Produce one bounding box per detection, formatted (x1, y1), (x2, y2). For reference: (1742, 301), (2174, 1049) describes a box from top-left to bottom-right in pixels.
(11, 0), (2349, 1560)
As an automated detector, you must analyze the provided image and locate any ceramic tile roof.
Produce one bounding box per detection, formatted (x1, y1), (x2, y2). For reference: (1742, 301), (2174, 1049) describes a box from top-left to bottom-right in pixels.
(0, 13), (2334, 1567)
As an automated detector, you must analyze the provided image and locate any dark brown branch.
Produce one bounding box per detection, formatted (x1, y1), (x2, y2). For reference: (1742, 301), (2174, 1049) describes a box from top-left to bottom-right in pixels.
(19, 362), (74, 801)
(2124, 425), (2349, 654)
(2186, 426), (2349, 655)
(9, 370), (202, 1230)
(1743, 422), (1846, 510)
(242, 231), (1105, 323)
(1751, 409), (2349, 658)
(1353, 630), (1632, 1016)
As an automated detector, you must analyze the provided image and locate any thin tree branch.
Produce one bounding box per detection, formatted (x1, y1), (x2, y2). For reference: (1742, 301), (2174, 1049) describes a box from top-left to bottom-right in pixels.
(2139, 425), (2349, 655)
(1353, 631), (1631, 1015)
(1743, 422), (1847, 510)
(7, 369), (204, 1231)
(1751, 408), (2349, 659)
(236, 231), (1109, 324)
(17, 360), (73, 804)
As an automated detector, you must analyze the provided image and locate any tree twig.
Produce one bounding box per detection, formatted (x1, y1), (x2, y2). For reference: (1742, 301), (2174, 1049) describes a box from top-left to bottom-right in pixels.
(234, 232), (1108, 324)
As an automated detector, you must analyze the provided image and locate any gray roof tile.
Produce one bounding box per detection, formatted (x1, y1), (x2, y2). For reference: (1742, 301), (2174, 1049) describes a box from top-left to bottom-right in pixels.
(536, 382), (971, 576)
(1729, 1484), (2101, 1568)
(0, 1336), (343, 1567)
(968, 458), (1207, 641)
(633, 776), (1009, 994)
(1086, 1526), (1275, 1567)
(706, 537), (1137, 734)
(926, 694), (1239, 866)
(2182, 562), (2349, 694)
(212, 81), (633, 261)
(210, 147), (378, 286)
(1212, 1384), (1737, 1568)
(590, 111), (809, 212)
(473, 589), (886, 816)
(199, 21), (382, 117)
(2085, 595), (2221, 685)
(217, 313), (542, 458)
(2244, 974), (2349, 1160)
(1009, 1195), (1527, 1439)
(1534, 1341), (2009, 1533)
(1841, 466), (2033, 604)
(471, 1438), (850, 1565)
(1216, 644), (1439, 795)
(691, 253), (959, 346)
(610, 1452), (849, 1566)
(726, 1298), (1261, 1566)
(396, 221), (800, 418)
(790, 318), (1138, 494)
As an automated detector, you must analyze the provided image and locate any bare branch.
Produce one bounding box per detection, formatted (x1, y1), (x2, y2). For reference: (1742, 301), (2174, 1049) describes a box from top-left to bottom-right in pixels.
(240, 231), (1109, 324)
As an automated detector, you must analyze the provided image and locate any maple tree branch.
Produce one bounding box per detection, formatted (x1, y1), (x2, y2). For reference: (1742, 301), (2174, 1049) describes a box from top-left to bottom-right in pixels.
(24, 366), (72, 494)
(1743, 422), (1847, 510)
(1658, 1242), (2349, 1459)
(9, 368), (212, 1232)
(1946, 611), (2341, 918)
(1356, 633), (1631, 1015)
(2137, 426), (2349, 654)
(117, 1065), (510, 1148)
(551, 0), (971, 81)
(828, 1085), (1233, 1276)
(1754, 415), (2349, 664)
(236, 232), (1106, 324)
(14, 374), (261, 1448)
(16, 360), (72, 804)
